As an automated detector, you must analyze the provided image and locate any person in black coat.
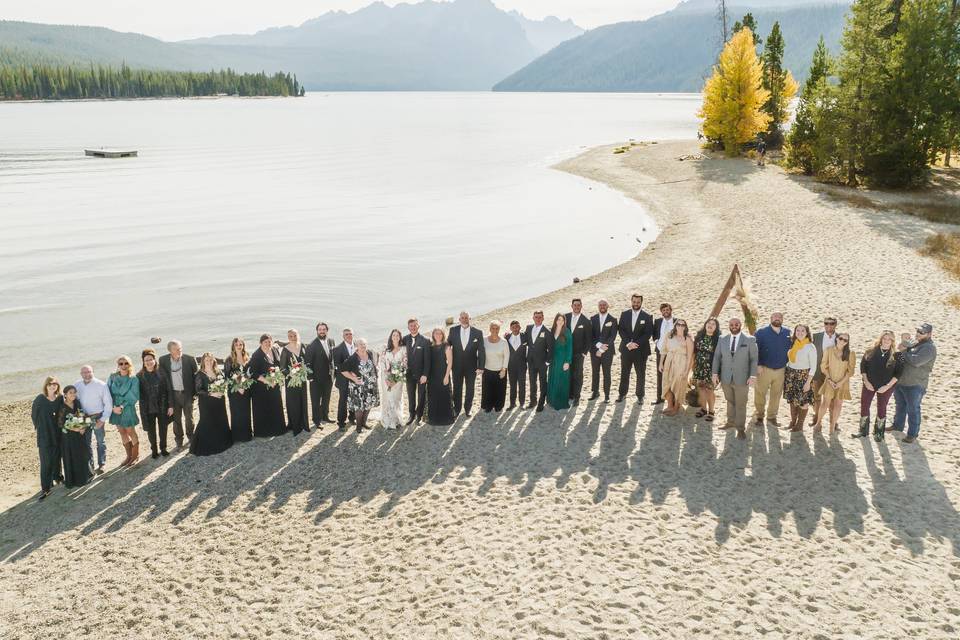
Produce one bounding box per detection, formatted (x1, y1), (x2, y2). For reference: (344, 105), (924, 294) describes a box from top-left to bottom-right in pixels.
(505, 320), (528, 410)
(332, 328), (357, 431)
(564, 298), (592, 405)
(247, 334), (287, 437)
(224, 338), (253, 442)
(447, 311), (485, 417)
(137, 348), (171, 458)
(190, 353), (233, 456)
(590, 299), (618, 401)
(305, 322), (336, 428)
(617, 294), (654, 403)
(403, 318), (431, 425)
(524, 310), (555, 412)
(280, 329), (310, 436)
(31, 377), (63, 500)
(158, 340), (199, 449)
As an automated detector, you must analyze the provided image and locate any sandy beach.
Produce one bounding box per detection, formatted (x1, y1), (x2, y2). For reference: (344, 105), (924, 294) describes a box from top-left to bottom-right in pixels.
(1, 140), (958, 639)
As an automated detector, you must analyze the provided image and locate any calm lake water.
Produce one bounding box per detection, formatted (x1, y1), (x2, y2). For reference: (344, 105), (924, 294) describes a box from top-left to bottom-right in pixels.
(0, 93), (700, 400)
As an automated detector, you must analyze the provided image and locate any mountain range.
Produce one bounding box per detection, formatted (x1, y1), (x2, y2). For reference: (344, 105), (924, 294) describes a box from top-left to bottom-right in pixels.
(495, 1), (852, 92)
(0, 0), (851, 92)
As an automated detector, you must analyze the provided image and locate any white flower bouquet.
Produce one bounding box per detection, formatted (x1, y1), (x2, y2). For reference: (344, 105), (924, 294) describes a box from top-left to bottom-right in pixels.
(209, 376), (229, 395)
(387, 360), (407, 384)
(228, 369), (254, 393)
(286, 361), (312, 388)
(62, 413), (92, 434)
(263, 366), (286, 388)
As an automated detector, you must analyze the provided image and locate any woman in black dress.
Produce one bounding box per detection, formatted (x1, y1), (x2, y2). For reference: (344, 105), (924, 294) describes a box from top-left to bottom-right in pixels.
(190, 353), (233, 456)
(280, 329), (310, 436)
(137, 348), (171, 458)
(31, 376), (63, 500)
(427, 327), (456, 426)
(58, 385), (92, 488)
(224, 337), (253, 442)
(248, 333), (288, 437)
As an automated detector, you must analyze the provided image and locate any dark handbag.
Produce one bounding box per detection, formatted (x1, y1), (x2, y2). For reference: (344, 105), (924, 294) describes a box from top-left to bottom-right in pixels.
(686, 385), (700, 407)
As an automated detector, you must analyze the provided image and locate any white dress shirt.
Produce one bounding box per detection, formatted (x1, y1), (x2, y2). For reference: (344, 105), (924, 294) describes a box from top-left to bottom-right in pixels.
(630, 309), (642, 330)
(657, 317), (675, 352)
(595, 313), (609, 351)
(530, 323), (543, 342)
(820, 332), (837, 353)
(460, 325), (471, 350)
(508, 333), (521, 350)
(74, 377), (113, 419)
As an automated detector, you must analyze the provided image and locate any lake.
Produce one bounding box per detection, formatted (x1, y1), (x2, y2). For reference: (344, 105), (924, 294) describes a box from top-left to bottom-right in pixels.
(0, 92), (700, 400)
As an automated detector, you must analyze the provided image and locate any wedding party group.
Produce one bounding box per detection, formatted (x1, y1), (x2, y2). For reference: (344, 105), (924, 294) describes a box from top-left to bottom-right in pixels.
(29, 295), (937, 501)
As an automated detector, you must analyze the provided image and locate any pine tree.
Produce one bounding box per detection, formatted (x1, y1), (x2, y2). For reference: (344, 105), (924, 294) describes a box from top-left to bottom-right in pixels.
(698, 27), (772, 156)
(761, 22), (799, 147)
(786, 38), (833, 174)
(733, 13), (762, 47)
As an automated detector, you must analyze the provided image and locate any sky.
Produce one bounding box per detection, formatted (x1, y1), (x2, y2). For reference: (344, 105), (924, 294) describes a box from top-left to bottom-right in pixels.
(0, 0), (685, 41)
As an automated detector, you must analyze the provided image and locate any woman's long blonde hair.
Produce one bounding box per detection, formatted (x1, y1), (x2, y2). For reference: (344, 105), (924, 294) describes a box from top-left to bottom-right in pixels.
(229, 337), (249, 366)
(200, 352), (221, 376)
(865, 331), (898, 369)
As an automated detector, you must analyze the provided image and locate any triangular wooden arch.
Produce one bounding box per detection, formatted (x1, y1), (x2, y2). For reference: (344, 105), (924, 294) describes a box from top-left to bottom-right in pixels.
(710, 263), (759, 335)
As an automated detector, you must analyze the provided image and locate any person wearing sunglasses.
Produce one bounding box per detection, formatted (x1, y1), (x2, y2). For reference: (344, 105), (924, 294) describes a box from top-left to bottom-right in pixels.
(108, 355), (141, 466)
(892, 323), (937, 443)
(818, 334), (856, 434)
(809, 317), (839, 429)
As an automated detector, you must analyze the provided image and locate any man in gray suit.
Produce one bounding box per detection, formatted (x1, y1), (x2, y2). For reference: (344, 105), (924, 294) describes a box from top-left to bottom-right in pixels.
(712, 318), (758, 439)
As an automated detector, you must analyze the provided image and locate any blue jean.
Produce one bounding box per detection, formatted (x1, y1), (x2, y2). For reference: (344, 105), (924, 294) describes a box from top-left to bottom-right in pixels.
(84, 425), (107, 470)
(892, 384), (926, 438)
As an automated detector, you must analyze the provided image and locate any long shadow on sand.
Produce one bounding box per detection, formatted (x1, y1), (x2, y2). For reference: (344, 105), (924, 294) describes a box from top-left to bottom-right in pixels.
(3, 398), (959, 561)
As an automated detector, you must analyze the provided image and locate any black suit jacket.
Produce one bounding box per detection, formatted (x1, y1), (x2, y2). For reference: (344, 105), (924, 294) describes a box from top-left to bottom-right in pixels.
(505, 332), (529, 371)
(590, 313), (618, 357)
(403, 333), (431, 379)
(447, 325), (485, 372)
(524, 324), (555, 369)
(618, 309), (654, 357)
(305, 336), (336, 383)
(332, 342), (353, 388)
(565, 312), (592, 356)
(158, 353), (199, 398)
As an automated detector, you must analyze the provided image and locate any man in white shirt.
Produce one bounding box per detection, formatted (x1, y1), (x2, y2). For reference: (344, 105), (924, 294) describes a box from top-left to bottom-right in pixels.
(333, 328), (357, 431)
(652, 303), (675, 405)
(306, 321), (337, 427)
(505, 321), (528, 409)
(589, 299), (618, 401)
(75, 365), (113, 474)
(447, 311), (485, 416)
(524, 310), (554, 412)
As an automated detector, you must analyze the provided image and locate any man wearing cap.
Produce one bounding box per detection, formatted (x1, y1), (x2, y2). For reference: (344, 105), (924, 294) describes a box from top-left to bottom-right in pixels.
(809, 317), (839, 428)
(891, 323), (937, 443)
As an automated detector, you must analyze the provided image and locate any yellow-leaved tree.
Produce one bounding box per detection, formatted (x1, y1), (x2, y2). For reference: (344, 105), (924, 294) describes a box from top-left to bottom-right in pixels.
(699, 27), (771, 156)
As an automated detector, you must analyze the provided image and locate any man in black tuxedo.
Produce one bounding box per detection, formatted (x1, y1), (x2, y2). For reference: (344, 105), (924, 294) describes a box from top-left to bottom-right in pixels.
(403, 317), (431, 426)
(524, 310), (555, 412)
(617, 294), (654, 404)
(564, 298), (592, 405)
(447, 311), (485, 417)
(158, 339), (199, 449)
(652, 303), (675, 405)
(505, 320), (528, 409)
(332, 327), (356, 431)
(589, 299), (617, 401)
(305, 321), (336, 427)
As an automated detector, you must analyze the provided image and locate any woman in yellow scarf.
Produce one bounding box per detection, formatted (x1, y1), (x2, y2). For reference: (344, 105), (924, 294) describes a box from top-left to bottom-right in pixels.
(783, 324), (818, 431)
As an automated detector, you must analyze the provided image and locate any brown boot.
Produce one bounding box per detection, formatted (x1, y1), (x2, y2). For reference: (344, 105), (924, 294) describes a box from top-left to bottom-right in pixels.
(792, 409), (807, 432)
(129, 440), (140, 466)
(120, 441), (133, 467)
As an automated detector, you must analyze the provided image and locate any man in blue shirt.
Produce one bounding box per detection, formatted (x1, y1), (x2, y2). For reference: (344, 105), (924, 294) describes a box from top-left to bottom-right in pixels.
(753, 312), (792, 427)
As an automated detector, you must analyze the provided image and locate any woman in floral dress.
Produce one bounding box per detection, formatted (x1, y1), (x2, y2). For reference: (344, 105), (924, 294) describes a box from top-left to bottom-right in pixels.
(342, 338), (380, 433)
(378, 329), (407, 430)
(692, 318), (721, 422)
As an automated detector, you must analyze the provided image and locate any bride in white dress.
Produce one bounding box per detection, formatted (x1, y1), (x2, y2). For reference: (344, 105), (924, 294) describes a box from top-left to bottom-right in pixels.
(378, 329), (408, 430)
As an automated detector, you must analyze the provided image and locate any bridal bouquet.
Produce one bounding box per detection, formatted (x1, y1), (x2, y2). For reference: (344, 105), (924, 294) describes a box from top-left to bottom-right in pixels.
(62, 413), (92, 434)
(209, 376), (229, 395)
(263, 366), (286, 388)
(286, 361), (312, 389)
(386, 360), (407, 385)
(228, 369), (254, 393)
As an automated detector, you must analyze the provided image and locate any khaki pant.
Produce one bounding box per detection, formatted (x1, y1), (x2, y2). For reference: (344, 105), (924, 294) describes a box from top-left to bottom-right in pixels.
(754, 367), (785, 421)
(721, 382), (749, 429)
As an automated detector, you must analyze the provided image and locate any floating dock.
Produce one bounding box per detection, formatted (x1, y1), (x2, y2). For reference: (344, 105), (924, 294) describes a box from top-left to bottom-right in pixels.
(84, 148), (138, 158)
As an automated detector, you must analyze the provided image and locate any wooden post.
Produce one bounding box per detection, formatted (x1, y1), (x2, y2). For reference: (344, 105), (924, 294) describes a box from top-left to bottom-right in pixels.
(710, 263), (742, 319)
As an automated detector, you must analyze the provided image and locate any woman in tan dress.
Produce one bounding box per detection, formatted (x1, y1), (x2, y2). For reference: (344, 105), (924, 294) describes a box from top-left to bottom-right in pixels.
(659, 319), (695, 416)
(819, 333), (856, 434)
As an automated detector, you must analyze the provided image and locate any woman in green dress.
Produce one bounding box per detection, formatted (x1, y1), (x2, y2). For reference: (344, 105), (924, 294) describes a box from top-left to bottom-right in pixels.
(547, 313), (573, 410)
(108, 355), (141, 467)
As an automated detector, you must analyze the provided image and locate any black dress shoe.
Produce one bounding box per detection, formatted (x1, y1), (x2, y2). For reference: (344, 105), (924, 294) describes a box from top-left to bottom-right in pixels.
(536, 405), (545, 413)
(615, 396), (626, 403)
(652, 399), (664, 405)
(526, 403), (537, 410)
(151, 452), (160, 460)
(604, 396), (610, 403)
(588, 393), (599, 401)
(465, 411), (472, 418)
(338, 424), (347, 432)
(161, 450), (170, 457)
(507, 403), (516, 410)
(572, 398), (580, 405)
(903, 436), (917, 443)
